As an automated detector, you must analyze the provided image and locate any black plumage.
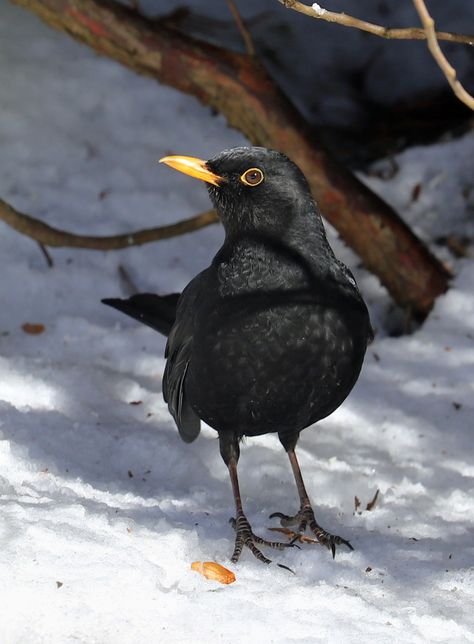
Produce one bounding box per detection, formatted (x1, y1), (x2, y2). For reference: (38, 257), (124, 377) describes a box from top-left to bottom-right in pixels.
(103, 147), (372, 564)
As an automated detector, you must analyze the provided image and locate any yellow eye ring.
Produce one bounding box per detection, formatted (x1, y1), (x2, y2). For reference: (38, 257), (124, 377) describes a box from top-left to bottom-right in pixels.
(240, 167), (264, 186)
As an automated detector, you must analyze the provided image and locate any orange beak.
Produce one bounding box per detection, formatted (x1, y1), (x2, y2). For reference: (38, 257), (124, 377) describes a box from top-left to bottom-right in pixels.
(159, 155), (223, 187)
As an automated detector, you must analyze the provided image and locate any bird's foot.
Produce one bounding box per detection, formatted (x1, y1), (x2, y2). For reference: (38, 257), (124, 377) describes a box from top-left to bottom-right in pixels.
(269, 505), (353, 558)
(229, 512), (295, 564)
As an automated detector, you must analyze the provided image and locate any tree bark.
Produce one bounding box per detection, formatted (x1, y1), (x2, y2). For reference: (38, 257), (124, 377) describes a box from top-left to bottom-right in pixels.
(10, 0), (450, 314)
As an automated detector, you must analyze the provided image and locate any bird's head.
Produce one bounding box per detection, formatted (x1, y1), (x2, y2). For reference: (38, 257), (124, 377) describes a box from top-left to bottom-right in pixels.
(160, 147), (318, 239)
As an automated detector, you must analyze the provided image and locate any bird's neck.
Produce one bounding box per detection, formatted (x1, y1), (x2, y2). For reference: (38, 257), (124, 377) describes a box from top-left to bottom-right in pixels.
(214, 221), (336, 296)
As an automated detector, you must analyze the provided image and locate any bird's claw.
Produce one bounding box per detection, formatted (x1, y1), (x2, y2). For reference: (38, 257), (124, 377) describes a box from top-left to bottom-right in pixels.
(229, 513), (296, 564)
(269, 511), (299, 527)
(270, 506), (353, 558)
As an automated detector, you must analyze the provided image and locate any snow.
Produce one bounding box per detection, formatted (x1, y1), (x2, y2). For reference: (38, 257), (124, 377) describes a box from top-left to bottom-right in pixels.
(1, 3), (474, 643)
(312, 3), (327, 16)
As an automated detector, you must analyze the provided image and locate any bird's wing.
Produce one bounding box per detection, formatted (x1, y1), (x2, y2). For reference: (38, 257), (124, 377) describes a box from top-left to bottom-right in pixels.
(333, 261), (374, 344)
(102, 287), (202, 442)
(163, 271), (210, 443)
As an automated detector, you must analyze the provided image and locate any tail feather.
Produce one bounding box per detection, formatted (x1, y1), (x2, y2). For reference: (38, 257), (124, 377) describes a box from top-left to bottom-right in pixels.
(102, 293), (180, 337)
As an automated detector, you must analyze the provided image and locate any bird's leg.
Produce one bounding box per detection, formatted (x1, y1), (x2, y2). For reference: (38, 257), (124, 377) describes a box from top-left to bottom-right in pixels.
(270, 446), (353, 558)
(220, 433), (292, 564)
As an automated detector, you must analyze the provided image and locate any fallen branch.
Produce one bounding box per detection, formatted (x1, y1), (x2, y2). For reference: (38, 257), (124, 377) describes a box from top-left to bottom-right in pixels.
(279, 0), (474, 45)
(413, 0), (474, 111)
(9, 0), (450, 314)
(0, 198), (218, 250)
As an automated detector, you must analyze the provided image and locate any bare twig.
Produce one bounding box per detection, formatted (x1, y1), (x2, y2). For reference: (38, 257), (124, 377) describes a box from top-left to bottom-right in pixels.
(413, 0), (474, 111)
(278, 0), (474, 45)
(267, 527), (318, 544)
(227, 0), (255, 56)
(0, 197), (219, 250)
(37, 242), (54, 267)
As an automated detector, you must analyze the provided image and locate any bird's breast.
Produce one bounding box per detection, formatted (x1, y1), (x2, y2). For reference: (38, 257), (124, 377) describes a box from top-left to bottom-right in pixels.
(186, 294), (367, 437)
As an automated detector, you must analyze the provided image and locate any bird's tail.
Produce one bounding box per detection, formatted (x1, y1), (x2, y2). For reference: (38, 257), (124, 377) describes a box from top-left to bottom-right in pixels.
(102, 293), (180, 337)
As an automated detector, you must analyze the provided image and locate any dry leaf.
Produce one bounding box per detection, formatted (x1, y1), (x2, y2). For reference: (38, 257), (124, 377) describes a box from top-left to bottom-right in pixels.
(411, 183), (422, 202)
(22, 323), (45, 335)
(366, 489), (380, 511)
(191, 561), (236, 585)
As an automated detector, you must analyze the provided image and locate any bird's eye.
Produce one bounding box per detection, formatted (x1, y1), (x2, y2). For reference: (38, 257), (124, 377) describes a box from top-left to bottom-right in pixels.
(240, 168), (264, 186)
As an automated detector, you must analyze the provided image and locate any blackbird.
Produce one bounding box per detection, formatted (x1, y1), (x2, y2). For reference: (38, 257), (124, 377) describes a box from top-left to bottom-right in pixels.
(103, 147), (372, 564)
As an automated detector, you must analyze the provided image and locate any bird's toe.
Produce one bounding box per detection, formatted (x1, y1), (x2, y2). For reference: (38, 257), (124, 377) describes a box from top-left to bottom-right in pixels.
(269, 511), (299, 527)
(269, 506), (353, 557)
(229, 513), (293, 564)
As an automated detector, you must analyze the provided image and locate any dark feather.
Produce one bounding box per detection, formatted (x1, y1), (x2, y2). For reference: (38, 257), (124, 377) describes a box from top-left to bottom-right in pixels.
(102, 293), (179, 336)
(162, 273), (210, 443)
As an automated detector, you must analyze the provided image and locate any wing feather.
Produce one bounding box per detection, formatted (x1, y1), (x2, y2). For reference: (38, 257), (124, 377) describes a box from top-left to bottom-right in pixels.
(162, 271), (211, 443)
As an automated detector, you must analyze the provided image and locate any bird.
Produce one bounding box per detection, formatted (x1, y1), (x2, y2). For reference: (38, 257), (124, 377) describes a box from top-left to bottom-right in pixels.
(103, 146), (372, 565)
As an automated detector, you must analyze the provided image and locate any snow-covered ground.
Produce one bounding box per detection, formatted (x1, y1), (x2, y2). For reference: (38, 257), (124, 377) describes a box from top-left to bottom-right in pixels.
(1, 3), (473, 643)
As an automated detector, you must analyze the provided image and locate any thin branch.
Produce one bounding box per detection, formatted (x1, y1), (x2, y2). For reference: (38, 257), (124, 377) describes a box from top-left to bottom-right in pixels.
(413, 0), (474, 111)
(227, 0), (255, 56)
(0, 197), (219, 250)
(278, 0), (474, 45)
